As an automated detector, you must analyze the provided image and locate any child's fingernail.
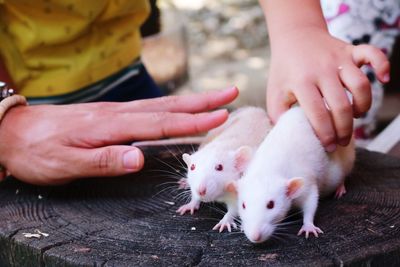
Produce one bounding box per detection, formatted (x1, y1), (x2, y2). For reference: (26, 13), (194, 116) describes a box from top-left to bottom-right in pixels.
(325, 143), (337, 153)
(383, 73), (390, 83)
(338, 138), (349, 146)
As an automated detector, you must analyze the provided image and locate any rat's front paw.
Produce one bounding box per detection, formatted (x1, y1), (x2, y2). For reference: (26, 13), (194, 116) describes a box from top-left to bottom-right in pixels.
(297, 223), (324, 238)
(176, 201), (200, 215)
(212, 215), (238, 233)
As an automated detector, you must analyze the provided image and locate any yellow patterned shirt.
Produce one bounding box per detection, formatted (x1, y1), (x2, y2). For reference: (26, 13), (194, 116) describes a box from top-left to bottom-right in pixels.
(0, 0), (150, 97)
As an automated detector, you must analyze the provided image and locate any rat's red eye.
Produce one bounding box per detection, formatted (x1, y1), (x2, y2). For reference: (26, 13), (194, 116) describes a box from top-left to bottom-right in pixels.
(215, 164), (223, 171)
(266, 200), (274, 209)
(242, 202), (246, 209)
(190, 164), (196, 171)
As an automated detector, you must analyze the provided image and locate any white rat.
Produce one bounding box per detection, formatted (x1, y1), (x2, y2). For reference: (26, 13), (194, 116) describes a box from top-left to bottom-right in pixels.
(233, 106), (355, 243)
(177, 106), (273, 232)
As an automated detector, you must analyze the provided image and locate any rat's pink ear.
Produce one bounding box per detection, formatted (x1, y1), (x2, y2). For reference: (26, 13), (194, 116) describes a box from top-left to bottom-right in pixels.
(182, 153), (191, 166)
(225, 181), (238, 195)
(286, 177), (304, 199)
(234, 146), (253, 173)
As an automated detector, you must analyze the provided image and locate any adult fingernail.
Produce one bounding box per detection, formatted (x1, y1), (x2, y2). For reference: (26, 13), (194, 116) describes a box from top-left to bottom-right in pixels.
(123, 149), (141, 170)
(383, 73), (390, 83)
(325, 143), (337, 153)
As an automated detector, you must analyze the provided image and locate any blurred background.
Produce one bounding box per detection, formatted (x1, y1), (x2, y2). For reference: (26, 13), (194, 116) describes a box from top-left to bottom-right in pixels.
(141, 0), (269, 108)
(140, 0), (400, 131)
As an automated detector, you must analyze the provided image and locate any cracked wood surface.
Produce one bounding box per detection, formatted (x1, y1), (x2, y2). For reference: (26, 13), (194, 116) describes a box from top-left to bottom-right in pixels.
(0, 147), (400, 267)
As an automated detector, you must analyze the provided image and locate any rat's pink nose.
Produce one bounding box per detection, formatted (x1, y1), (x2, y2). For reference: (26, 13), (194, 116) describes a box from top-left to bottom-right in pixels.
(251, 232), (262, 243)
(198, 187), (207, 196)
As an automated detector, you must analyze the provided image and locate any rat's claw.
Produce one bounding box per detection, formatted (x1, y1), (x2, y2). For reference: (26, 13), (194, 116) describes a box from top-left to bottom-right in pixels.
(213, 216), (237, 233)
(176, 206), (186, 215)
(176, 201), (200, 215)
(212, 222), (225, 232)
(297, 224), (324, 238)
(335, 183), (347, 199)
(212, 222), (230, 233)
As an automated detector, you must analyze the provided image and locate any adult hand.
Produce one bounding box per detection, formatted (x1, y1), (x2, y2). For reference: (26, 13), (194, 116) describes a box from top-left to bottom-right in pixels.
(0, 87), (238, 185)
(267, 28), (389, 151)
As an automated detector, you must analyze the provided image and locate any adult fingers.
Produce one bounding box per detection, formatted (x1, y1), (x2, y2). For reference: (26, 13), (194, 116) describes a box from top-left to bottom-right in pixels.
(338, 64), (372, 117)
(318, 77), (353, 146)
(97, 86), (239, 113)
(294, 85), (336, 150)
(352, 44), (390, 83)
(69, 146), (145, 178)
(86, 109), (229, 145)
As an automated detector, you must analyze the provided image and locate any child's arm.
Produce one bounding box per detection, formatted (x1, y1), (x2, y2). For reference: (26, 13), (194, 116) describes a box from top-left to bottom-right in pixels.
(259, 0), (390, 150)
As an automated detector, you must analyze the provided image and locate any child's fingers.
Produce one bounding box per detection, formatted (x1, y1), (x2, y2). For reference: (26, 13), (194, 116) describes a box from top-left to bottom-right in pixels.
(318, 77), (353, 146)
(338, 64), (372, 117)
(266, 86), (294, 124)
(352, 44), (390, 83)
(294, 85), (336, 150)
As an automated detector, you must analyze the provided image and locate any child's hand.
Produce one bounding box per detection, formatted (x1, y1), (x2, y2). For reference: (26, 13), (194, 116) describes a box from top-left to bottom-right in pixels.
(266, 26), (390, 150)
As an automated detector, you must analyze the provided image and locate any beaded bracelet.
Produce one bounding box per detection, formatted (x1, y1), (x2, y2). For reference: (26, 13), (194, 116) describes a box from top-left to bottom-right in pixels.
(0, 82), (28, 181)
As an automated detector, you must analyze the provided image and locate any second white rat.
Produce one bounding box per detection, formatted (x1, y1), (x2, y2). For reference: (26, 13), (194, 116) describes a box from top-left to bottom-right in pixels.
(177, 106), (273, 232)
(234, 106), (355, 243)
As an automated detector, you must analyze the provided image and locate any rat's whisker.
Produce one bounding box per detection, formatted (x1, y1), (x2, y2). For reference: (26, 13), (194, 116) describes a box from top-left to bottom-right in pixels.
(190, 143), (197, 154)
(274, 231), (293, 239)
(174, 190), (191, 200)
(206, 204), (227, 217)
(175, 193), (191, 203)
(269, 234), (286, 244)
(152, 156), (184, 174)
(153, 186), (180, 198)
(281, 210), (303, 222)
(164, 145), (187, 170)
(156, 181), (181, 188)
(277, 219), (302, 227)
(175, 191), (192, 204)
(174, 188), (190, 196)
(150, 170), (186, 179)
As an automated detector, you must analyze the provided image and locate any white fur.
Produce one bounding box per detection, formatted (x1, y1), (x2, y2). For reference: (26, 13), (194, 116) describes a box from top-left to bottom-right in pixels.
(237, 107), (355, 243)
(178, 106), (273, 232)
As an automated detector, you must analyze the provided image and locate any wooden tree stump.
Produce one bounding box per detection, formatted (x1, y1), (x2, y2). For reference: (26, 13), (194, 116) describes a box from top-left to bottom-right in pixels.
(0, 147), (400, 267)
